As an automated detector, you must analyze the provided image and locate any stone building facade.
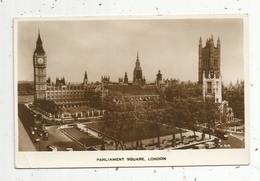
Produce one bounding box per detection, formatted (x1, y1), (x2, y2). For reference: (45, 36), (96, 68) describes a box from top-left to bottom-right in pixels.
(198, 35), (220, 84)
(133, 52), (146, 86)
(32, 33), (165, 120)
(199, 36), (222, 103)
(33, 32), (47, 101)
(33, 32), (103, 111)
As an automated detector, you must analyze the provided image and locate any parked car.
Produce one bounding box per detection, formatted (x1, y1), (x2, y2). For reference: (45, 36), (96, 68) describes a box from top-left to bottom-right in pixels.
(193, 144), (206, 149)
(86, 147), (97, 151)
(205, 141), (215, 149)
(188, 135), (199, 139)
(65, 147), (73, 151)
(43, 131), (48, 137)
(48, 145), (58, 151)
(33, 138), (40, 143)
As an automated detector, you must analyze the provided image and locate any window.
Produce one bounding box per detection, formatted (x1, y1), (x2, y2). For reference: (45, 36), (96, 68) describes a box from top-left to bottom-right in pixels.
(207, 82), (212, 94)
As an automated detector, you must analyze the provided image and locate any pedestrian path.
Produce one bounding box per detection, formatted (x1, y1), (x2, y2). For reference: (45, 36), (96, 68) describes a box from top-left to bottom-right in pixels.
(18, 117), (36, 151)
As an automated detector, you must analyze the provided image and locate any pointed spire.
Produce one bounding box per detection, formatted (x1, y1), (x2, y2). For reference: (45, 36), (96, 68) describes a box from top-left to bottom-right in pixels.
(135, 51), (141, 66)
(37, 29), (42, 44)
(135, 51), (141, 68)
(217, 36), (220, 46)
(199, 37), (202, 45)
(124, 72), (128, 83)
(206, 38), (209, 45)
(83, 71), (88, 85)
(35, 29), (45, 54)
(84, 71), (88, 79)
(210, 34), (214, 45)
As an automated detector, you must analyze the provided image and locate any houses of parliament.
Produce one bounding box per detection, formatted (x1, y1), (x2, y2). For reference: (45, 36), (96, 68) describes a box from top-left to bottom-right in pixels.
(33, 32), (163, 111)
(32, 31), (223, 118)
(199, 35), (222, 103)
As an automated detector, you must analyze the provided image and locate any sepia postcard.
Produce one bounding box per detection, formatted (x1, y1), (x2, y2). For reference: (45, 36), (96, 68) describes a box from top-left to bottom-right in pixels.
(14, 15), (249, 168)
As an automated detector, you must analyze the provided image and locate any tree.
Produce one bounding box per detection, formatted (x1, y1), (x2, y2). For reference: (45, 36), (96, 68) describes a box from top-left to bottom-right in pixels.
(203, 97), (218, 139)
(163, 111), (176, 147)
(187, 100), (200, 141)
(223, 81), (244, 120)
(190, 112), (199, 141)
(102, 110), (139, 150)
(146, 110), (161, 148)
(102, 111), (122, 150)
(148, 121), (157, 145)
(100, 137), (105, 150)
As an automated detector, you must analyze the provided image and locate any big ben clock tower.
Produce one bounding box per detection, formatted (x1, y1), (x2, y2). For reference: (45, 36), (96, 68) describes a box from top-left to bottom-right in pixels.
(33, 31), (47, 102)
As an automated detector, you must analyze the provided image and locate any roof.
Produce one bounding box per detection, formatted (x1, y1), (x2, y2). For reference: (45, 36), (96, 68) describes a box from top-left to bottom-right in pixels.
(34, 32), (45, 55)
(105, 85), (159, 96)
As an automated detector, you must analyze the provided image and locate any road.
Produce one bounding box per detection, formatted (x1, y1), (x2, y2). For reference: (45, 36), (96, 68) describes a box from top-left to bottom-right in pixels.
(38, 126), (80, 151)
(18, 117), (36, 151)
(219, 134), (245, 148)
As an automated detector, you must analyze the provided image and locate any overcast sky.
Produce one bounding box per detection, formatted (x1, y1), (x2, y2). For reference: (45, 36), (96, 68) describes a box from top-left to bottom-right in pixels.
(17, 18), (244, 83)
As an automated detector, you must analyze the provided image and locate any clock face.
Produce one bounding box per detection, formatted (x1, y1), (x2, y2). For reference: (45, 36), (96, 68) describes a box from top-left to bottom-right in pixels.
(37, 58), (44, 64)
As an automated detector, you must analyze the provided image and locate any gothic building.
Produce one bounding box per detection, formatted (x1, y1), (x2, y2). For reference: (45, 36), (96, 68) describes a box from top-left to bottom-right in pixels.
(33, 31), (47, 101)
(32, 32), (167, 120)
(101, 76), (110, 85)
(83, 71), (88, 86)
(133, 52), (145, 86)
(199, 36), (222, 103)
(124, 72), (128, 84)
(55, 77), (66, 86)
(198, 35), (221, 84)
(33, 32), (102, 109)
(156, 70), (162, 87)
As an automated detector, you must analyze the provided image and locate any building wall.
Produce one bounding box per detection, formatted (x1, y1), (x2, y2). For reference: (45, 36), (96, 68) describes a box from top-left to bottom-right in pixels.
(198, 36), (220, 84)
(202, 72), (222, 103)
(45, 84), (86, 102)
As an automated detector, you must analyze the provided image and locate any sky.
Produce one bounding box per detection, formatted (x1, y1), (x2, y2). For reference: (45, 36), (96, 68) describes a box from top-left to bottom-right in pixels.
(17, 18), (244, 83)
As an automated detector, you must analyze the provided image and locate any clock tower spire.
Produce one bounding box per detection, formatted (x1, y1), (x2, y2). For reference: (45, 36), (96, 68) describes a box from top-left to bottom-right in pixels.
(33, 30), (47, 102)
(35, 30), (45, 55)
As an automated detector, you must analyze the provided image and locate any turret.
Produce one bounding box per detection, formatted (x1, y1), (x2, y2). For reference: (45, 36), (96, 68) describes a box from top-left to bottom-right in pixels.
(217, 36), (220, 48)
(62, 77), (65, 85)
(83, 71), (88, 85)
(124, 72), (128, 84)
(156, 70), (163, 87)
(199, 37), (202, 47)
(133, 51), (145, 86)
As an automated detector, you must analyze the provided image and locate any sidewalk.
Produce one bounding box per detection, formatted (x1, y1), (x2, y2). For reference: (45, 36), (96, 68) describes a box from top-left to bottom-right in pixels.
(18, 117), (36, 151)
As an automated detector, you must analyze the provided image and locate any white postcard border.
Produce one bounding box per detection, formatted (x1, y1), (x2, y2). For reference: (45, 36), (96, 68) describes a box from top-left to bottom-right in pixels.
(14, 14), (249, 168)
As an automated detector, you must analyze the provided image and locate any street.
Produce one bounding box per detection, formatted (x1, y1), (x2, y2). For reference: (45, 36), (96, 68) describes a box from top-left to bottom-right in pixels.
(219, 133), (245, 148)
(18, 117), (36, 151)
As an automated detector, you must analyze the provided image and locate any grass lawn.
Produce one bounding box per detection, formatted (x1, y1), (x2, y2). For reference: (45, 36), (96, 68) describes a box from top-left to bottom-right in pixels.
(85, 121), (178, 142)
(62, 128), (101, 146)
